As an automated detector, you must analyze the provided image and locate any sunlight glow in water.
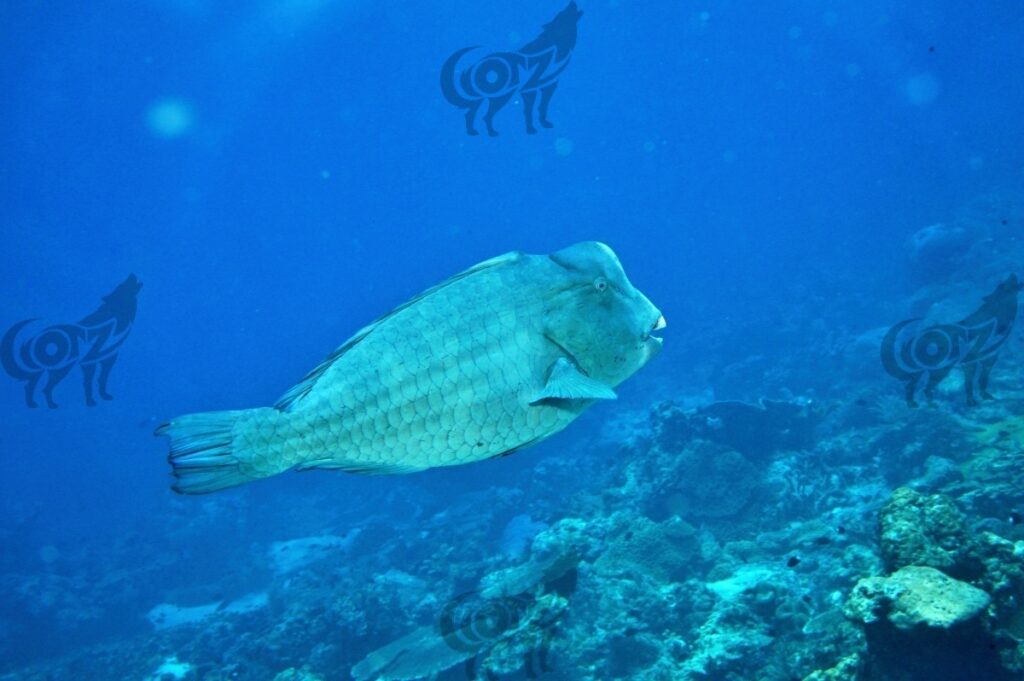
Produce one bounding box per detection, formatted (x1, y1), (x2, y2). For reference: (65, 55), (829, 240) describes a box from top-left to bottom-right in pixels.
(906, 73), (941, 105)
(146, 98), (194, 138)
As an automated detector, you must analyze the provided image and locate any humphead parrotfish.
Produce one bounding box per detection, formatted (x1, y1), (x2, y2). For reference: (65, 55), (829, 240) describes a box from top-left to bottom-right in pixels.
(158, 242), (665, 494)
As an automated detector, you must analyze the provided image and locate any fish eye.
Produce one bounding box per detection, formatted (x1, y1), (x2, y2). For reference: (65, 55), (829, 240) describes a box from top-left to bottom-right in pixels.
(593, 277), (608, 292)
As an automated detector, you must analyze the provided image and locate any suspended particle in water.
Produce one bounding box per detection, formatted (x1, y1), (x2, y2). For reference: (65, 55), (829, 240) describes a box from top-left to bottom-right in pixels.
(554, 137), (574, 156)
(146, 98), (194, 138)
(905, 73), (941, 105)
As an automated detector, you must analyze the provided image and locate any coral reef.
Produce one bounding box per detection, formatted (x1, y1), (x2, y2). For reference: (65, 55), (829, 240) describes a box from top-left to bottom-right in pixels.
(4, 191), (1024, 681)
(845, 565), (990, 629)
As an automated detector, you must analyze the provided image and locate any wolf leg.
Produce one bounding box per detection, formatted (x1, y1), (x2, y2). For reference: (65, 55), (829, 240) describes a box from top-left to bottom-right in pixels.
(23, 372), (41, 408)
(539, 630), (554, 671)
(81, 362), (97, 406)
(96, 355), (117, 400)
(522, 90), (539, 134)
(464, 100), (483, 136)
(483, 93), (515, 136)
(977, 355), (998, 400)
(537, 82), (559, 128)
(42, 366), (73, 409)
(962, 361), (981, 406)
(524, 649), (537, 679)
(903, 376), (920, 408)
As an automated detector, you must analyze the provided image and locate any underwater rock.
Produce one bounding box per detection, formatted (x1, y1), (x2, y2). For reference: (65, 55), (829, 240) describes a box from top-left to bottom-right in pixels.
(498, 514), (548, 560)
(802, 653), (862, 681)
(147, 592), (268, 631)
(271, 669), (324, 681)
(959, 414), (1024, 520)
(972, 531), (1024, 597)
(654, 398), (817, 460)
(845, 565), (991, 630)
(268, 531), (361, 575)
(681, 601), (775, 678)
(593, 514), (698, 582)
(905, 222), (973, 281)
(349, 624), (475, 681)
(662, 440), (758, 520)
(909, 455), (963, 491)
(145, 656), (194, 681)
(481, 517), (590, 599)
(871, 409), (972, 484)
(878, 487), (981, 579)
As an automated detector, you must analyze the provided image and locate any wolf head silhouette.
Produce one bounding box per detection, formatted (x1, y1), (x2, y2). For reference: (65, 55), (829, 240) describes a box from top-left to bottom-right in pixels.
(441, 2), (583, 136)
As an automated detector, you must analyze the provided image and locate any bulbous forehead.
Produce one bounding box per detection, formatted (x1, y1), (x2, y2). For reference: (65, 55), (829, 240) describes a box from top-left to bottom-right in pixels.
(549, 242), (626, 281)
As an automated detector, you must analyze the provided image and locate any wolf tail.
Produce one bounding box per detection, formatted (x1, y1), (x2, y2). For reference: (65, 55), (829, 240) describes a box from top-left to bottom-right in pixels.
(1, 319), (39, 380)
(440, 46), (481, 107)
(157, 407), (299, 494)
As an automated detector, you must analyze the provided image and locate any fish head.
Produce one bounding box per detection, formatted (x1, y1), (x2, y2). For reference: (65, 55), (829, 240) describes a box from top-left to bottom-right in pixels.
(546, 242), (665, 387)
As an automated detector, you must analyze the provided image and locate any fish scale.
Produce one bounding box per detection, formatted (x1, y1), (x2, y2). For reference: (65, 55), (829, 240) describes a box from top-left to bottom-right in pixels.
(158, 242), (663, 494)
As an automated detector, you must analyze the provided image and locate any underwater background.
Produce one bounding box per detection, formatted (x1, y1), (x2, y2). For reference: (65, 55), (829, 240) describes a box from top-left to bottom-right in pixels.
(2, 1), (1024, 679)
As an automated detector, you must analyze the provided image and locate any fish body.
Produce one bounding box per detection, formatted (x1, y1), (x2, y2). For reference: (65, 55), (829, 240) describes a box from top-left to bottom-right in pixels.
(159, 242), (664, 494)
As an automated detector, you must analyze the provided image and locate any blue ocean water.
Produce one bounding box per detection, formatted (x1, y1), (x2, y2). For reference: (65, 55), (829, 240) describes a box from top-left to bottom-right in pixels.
(2, 1), (1024, 679)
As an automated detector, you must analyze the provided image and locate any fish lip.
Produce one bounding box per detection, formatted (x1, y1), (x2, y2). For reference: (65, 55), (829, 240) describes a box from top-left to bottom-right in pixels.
(642, 314), (667, 342)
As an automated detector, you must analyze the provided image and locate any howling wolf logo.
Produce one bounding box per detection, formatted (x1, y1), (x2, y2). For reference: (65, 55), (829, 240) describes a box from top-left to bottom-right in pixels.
(441, 2), (583, 136)
(881, 274), (1022, 407)
(2, 274), (142, 408)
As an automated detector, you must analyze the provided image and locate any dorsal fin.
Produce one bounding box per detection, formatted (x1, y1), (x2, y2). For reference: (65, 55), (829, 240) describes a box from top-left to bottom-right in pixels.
(274, 250), (524, 411)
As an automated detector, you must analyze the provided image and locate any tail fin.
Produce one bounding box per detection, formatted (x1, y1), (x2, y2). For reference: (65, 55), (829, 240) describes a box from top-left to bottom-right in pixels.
(156, 408), (288, 495)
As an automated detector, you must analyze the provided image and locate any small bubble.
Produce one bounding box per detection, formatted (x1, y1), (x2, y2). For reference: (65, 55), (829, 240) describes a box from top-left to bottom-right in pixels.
(554, 137), (574, 156)
(722, 149), (737, 163)
(643, 141), (656, 153)
(845, 63), (861, 78)
(787, 25), (803, 40)
(320, 170), (331, 180)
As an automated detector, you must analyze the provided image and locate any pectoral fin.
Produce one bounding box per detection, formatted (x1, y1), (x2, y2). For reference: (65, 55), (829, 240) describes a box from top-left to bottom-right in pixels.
(530, 357), (617, 404)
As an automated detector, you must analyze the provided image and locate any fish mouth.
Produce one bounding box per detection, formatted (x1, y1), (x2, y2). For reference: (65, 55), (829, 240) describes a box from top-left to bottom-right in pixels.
(642, 314), (667, 346)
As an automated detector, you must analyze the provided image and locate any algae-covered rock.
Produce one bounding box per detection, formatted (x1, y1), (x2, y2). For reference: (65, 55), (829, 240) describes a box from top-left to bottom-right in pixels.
(663, 440), (758, 519)
(972, 531), (1024, 596)
(878, 488), (979, 578)
(845, 565), (990, 630)
(272, 669), (324, 681)
(593, 514), (698, 582)
(802, 653), (861, 681)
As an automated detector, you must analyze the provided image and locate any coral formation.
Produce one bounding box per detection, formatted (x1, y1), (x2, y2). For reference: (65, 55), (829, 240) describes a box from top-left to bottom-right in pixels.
(845, 565), (990, 629)
(5, 191), (1024, 680)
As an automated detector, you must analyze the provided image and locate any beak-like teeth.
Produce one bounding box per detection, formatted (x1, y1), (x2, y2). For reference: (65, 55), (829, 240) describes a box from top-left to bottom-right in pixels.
(653, 314), (667, 331)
